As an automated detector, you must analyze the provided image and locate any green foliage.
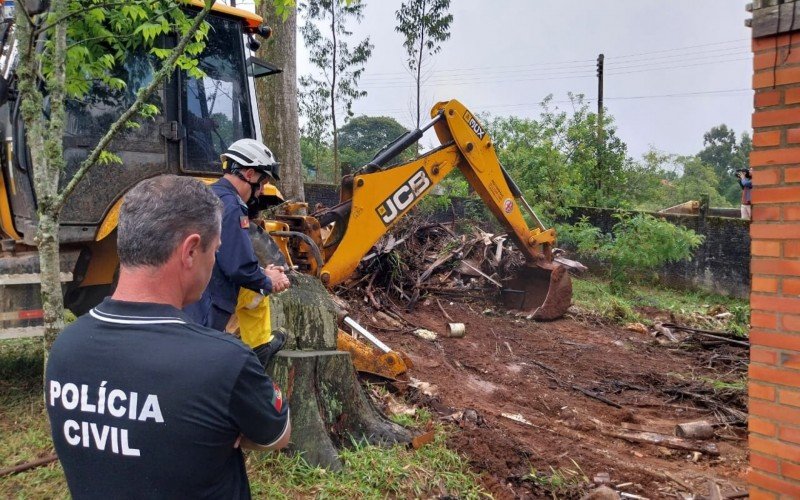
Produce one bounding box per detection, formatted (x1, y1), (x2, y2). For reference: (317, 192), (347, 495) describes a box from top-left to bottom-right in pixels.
(47, 1), (212, 99)
(484, 94), (629, 220)
(338, 115), (414, 173)
(697, 125), (751, 205)
(572, 275), (750, 334)
(526, 460), (589, 498)
(300, 0), (374, 177)
(395, 0), (453, 127)
(246, 427), (485, 498)
(559, 214), (704, 289)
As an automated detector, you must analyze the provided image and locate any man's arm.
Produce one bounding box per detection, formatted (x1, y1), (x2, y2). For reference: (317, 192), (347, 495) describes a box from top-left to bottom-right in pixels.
(217, 203), (271, 293)
(228, 353), (290, 450)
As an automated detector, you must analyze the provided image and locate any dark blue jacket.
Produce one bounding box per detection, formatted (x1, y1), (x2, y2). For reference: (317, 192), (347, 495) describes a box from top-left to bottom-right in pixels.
(186, 178), (271, 322)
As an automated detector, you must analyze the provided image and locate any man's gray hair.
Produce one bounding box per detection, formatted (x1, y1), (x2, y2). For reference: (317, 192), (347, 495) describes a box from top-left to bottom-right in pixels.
(118, 175), (222, 267)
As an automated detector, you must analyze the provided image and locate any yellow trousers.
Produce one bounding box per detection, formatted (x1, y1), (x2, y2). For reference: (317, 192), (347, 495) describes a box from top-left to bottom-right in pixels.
(233, 288), (272, 348)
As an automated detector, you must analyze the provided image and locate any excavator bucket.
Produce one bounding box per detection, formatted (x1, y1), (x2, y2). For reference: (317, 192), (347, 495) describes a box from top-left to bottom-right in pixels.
(500, 263), (573, 320)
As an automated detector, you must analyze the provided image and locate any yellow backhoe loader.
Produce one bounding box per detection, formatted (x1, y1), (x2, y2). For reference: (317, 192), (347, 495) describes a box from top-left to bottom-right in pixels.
(0, 4), (573, 381)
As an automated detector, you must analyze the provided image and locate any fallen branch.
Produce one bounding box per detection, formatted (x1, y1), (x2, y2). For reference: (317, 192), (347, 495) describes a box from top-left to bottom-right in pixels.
(459, 260), (502, 288)
(435, 298), (455, 323)
(599, 428), (720, 456)
(572, 385), (623, 409)
(0, 454), (58, 477)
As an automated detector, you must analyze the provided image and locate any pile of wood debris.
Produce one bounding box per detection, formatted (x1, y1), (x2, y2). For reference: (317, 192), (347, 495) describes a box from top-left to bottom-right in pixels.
(335, 217), (526, 313)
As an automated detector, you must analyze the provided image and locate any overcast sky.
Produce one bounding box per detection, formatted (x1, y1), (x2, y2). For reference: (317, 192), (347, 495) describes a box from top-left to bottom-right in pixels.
(245, 0), (753, 160)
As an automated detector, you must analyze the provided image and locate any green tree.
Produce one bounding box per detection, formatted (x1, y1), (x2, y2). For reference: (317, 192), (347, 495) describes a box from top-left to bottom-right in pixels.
(337, 115), (413, 173)
(672, 156), (729, 207)
(15, 0), (215, 348)
(300, 0), (373, 181)
(697, 124), (751, 204)
(299, 75), (333, 180)
(395, 0), (453, 129)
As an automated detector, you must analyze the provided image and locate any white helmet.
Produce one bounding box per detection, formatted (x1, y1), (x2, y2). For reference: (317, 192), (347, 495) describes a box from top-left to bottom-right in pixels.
(221, 138), (280, 180)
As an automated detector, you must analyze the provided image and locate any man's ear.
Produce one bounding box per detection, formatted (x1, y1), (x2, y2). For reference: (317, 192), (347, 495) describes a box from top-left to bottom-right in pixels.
(181, 233), (203, 267)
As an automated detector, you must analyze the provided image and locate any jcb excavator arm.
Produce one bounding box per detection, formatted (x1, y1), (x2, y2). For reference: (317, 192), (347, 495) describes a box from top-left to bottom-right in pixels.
(311, 99), (572, 320)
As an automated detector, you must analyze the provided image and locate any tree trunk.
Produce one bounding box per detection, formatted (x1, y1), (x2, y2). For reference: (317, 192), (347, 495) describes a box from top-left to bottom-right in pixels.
(267, 274), (411, 469)
(255, 6), (305, 202)
(36, 213), (66, 350)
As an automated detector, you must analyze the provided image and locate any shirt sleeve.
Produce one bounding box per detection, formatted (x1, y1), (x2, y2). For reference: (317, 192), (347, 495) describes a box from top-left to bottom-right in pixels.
(741, 178), (753, 188)
(217, 201), (272, 294)
(228, 353), (289, 446)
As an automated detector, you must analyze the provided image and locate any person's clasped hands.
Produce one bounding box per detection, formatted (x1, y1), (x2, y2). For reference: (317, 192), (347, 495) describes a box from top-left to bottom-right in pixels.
(264, 264), (291, 293)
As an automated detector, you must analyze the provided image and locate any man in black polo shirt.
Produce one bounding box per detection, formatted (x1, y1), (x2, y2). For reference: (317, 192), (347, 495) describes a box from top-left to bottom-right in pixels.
(45, 175), (290, 499)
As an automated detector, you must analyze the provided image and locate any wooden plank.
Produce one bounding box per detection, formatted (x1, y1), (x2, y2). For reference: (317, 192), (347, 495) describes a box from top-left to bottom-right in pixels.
(752, 1), (800, 39)
(0, 327), (45, 340)
(0, 272), (73, 285)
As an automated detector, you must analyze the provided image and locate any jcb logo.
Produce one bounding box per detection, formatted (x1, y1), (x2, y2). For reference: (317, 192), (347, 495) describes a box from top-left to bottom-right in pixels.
(376, 168), (432, 225)
(463, 111), (485, 139)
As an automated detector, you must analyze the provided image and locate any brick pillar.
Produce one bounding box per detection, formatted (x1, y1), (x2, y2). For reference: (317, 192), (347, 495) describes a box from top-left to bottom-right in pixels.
(749, 1), (800, 498)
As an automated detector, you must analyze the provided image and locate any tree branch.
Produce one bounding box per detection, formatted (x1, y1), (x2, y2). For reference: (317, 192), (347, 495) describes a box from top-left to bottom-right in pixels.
(34, 1), (132, 36)
(54, 0), (217, 211)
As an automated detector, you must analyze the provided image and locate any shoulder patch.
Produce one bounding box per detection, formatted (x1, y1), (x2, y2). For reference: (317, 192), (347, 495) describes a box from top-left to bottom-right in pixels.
(240, 216), (250, 229)
(271, 382), (283, 412)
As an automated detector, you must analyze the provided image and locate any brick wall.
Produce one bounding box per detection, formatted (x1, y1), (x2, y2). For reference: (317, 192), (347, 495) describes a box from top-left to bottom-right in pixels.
(749, 2), (800, 497)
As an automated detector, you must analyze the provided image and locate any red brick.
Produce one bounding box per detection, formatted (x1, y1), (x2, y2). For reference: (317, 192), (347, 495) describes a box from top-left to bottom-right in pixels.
(751, 148), (800, 166)
(784, 314), (800, 333)
(751, 223), (800, 239)
(751, 416), (779, 436)
(752, 295), (800, 314)
(784, 278), (800, 295)
(786, 206), (800, 220)
(788, 87), (800, 105)
(752, 311), (779, 329)
(754, 168), (782, 186)
(788, 167), (800, 183)
(755, 66), (800, 89)
(750, 364), (800, 388)
(754, 206), (782, 221)
(751, 330), (800, 351)
(753, 183), (800, 201)
(757, 130), (783, 146)
(754, 33), (799, 51)
(783, 461), (800, 481)
(752, 347), (780, 365)
(754, 185), (800, 204)
(749, 470), (800, 498)
(753, 276), (780, 292)
(779, 425), (800, 445)
(751, 381), (778, 401)
(781, 388), (800, 407)
(787, 241), (800, 258)
(754, 109), (800, 129)
(750, 487), (778, 500)
(753, 241), (782, 257)
(751, 434), (800, 462)
(752, 452), (781, 473)
(784, 352), (800, 369)
(757, 90), (783, 108)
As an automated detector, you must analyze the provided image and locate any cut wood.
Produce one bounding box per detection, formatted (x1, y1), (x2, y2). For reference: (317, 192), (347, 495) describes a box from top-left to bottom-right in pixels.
(572, 385), (623, 409)
(599, 428), (719, 456)
(675, 420), (715, 440)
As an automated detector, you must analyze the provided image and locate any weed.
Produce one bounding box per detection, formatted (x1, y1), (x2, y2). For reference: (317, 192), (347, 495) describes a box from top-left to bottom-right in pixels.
(525, 459), (590, 499)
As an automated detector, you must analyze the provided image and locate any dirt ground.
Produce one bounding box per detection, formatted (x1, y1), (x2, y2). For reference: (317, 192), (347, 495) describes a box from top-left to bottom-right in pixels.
(360, 299), (749, 499)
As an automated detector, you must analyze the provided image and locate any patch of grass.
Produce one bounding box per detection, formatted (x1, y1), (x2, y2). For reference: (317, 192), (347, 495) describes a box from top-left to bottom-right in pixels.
(0, 339), (67, 498)
(389, 407), (432, 428)
(0, 341), (484, 498)
(572, 276), (750, 335)
(700, 376), (747, 392)
(247, 426), (485, 499)
(525, 460), (590, 499)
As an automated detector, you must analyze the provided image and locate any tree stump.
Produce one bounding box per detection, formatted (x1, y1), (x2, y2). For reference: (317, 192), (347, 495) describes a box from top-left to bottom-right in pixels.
(267, 273), (411, 470)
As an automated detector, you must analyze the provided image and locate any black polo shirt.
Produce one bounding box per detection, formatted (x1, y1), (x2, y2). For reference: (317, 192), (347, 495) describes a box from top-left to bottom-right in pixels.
(45, 298), (289, 499)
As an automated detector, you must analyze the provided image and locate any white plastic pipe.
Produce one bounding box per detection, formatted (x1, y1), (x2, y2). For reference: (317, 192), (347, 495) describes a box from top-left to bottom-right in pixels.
(344, 317), (391, 353)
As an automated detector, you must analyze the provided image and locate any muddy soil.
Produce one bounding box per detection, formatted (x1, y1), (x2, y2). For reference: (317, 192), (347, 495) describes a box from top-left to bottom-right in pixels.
(363, 301), (748, 499)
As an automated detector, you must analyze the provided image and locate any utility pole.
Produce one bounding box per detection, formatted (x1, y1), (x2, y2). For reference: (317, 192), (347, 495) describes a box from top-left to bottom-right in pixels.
(596, 53), (605, 202)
